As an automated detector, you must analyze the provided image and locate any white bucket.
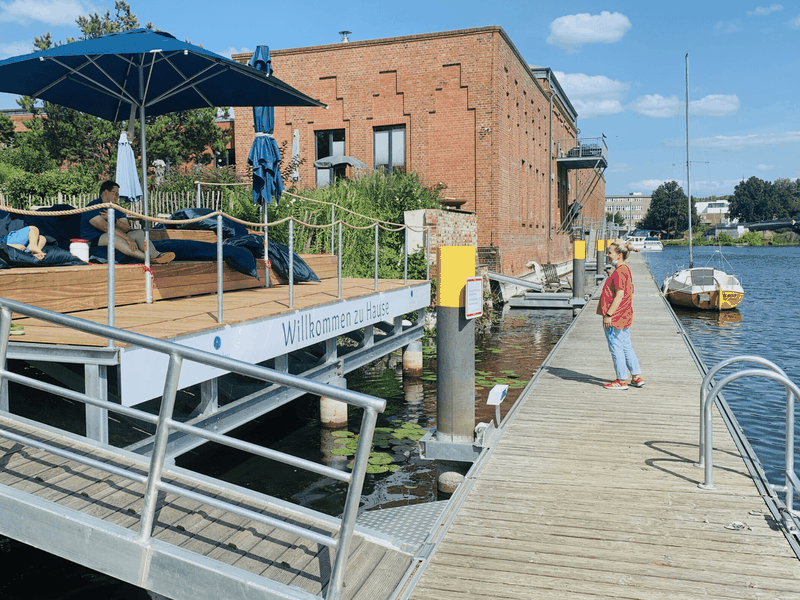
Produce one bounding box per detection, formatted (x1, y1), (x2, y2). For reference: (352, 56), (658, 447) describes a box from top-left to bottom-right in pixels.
(69, 239), (89, 262)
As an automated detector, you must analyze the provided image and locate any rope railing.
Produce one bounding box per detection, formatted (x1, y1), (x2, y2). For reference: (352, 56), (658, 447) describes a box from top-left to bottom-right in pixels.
(0, 194), (432, 320)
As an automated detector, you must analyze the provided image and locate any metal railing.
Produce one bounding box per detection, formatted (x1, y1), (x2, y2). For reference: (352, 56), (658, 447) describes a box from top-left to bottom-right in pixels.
(0, 297), (386, 600)
(698, 355), (800, 534)
(556, 136), (608, 161)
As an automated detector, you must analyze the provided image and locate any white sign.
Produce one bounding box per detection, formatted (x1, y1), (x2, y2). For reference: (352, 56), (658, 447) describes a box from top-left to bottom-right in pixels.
(120, 282), (431, 406)
(465, 276), (483, 319)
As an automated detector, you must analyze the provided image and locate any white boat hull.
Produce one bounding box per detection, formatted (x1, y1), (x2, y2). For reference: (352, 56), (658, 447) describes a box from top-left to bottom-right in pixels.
(662, 267), (744, 311)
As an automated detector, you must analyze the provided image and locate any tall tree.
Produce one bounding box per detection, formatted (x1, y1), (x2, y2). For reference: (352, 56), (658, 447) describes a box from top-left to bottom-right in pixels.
(639, 181), (696, 237)
(729, 176), (775, 222)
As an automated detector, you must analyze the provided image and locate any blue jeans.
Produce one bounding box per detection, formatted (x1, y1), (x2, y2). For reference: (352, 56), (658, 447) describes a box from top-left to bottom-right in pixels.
(604, 326), (641, 381)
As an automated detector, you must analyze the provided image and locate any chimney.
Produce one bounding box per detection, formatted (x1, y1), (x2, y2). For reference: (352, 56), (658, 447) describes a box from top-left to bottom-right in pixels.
(339, 31), (351, 42)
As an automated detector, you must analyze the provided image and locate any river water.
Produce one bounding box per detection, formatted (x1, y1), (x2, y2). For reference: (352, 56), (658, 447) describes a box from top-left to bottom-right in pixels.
(641, 244), (800, 483)
(4, 246), (798, 598)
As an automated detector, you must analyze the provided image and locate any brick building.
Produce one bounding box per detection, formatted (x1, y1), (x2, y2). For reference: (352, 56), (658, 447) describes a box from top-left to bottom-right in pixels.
(232, 27), (606, 275)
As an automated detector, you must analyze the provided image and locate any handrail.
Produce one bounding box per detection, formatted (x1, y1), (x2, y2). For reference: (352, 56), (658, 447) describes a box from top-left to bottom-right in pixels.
(0, 299), (385, 600)
(699, 357), (799, 534)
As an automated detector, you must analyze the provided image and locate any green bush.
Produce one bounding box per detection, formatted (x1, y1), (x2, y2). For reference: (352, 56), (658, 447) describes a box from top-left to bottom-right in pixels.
(716, 232), (734, 246)
(740, 231), (764, 246)
(0, 166), (97, 208)
(267, 171), (441, 279)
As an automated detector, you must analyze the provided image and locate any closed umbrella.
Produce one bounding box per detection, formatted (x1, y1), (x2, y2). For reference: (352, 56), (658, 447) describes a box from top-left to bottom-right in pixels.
(246, 46), (284, 285)
(114, 131), (142, 203)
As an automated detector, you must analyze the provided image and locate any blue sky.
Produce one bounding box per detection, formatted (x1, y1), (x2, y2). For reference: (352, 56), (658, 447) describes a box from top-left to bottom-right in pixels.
(1, 0), (798, 197)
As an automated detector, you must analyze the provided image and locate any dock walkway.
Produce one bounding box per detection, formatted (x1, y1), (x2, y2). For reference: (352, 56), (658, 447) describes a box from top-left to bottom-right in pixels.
(408, 253), (800, 599)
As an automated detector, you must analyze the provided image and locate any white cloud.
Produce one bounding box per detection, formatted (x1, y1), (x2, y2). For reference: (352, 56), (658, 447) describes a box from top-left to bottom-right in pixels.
(791, 14), (800, 28)
(0, 40), (33, 58)
(690, 94), (740, 116)
(694, 131), (800, 150)
(628, 179), (669, 194)
(0, 0), (95, 25)
(748, 4), (782, 16)
(755, 163), (775, 171)
(714, 20), (742, 34)
(628, 93), (739, 118)
(554, 72), (628, 118)
(219, 46), (252, 59)
(629, 94), (680, 118)
(547, 11), (631, 51)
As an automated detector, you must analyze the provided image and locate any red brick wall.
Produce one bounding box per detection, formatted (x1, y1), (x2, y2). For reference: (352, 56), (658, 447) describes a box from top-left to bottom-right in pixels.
(232, 27), (604, 276)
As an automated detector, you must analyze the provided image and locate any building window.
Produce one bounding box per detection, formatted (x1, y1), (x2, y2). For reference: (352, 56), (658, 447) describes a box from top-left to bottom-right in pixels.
(374, 125), (405, 174)
(315, 129), (345, 187)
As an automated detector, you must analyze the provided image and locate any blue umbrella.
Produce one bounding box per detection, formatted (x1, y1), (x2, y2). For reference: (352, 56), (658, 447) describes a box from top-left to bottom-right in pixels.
(247, 46), (283, 206)
(0, 29), (322, 298)
(114, 131), (142, 202)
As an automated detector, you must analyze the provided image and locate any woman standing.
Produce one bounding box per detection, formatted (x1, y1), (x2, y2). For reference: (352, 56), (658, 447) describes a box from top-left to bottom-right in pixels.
(597, 240), (644, 390)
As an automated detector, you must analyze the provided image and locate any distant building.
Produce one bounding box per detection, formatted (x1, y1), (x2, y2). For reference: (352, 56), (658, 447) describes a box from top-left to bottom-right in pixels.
(232, 26), (607, 275)
(605, 193), (651, 233)
(695, 198), (730, 225)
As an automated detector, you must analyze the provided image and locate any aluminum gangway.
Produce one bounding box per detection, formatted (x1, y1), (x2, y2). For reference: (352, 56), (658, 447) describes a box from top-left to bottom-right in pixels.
(0, 298), (414, 600)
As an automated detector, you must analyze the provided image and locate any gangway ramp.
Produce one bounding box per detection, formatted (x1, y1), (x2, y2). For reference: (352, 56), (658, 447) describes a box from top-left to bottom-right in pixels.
(0, 298), (414, 600)
(0, 415), (412, 600)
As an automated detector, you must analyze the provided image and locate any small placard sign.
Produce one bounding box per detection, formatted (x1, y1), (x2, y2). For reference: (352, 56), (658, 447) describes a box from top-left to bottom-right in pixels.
(465, 276), (483, 319)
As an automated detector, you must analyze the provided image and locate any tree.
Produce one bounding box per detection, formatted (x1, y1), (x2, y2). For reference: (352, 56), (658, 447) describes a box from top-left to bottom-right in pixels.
(639, 181), (696, 237)
(729, 176), (776, 222)
(0, 113), (14, 147)
(606, 212), (624, 226)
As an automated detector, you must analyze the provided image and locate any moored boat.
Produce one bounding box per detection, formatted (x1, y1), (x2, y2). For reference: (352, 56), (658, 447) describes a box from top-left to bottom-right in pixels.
(662, 266), (744, 310)
(662, 55), (743, 312)
(642, 237), (663, 252)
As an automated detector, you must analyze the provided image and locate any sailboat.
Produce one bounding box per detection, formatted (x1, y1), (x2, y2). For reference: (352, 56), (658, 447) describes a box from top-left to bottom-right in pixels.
(662, 55), (744, 311)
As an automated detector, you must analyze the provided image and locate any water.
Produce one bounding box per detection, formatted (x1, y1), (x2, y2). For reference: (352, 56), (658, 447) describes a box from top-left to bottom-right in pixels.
(642, 244), (800, 483)
(0, 307), (572, 599)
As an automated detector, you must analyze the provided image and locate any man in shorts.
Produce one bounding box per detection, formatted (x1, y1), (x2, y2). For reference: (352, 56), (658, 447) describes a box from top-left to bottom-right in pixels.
(80, 180), (175, 264)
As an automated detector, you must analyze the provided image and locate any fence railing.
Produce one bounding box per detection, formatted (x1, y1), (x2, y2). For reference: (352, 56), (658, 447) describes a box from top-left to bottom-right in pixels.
(698, 355), (800, 535)
(0, 190), (229, 215)
(0, 298), (385, 600)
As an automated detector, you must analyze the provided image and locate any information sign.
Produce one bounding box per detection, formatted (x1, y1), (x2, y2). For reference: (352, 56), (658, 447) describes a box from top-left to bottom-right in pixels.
(465, 276), (483, 319)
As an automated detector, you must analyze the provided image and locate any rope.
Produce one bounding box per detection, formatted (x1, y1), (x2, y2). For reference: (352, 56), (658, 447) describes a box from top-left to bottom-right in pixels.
(0, 198), (431, 233)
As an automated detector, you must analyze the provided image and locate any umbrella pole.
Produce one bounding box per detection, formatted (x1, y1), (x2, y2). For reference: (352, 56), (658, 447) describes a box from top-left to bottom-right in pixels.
(264, 203), (270, 287)
(139, 89), (152, 303)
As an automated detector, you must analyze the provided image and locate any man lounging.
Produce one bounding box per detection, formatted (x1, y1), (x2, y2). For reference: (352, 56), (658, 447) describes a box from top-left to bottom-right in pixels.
(80, 180), (175, 264)
(1, 225), (47, 259)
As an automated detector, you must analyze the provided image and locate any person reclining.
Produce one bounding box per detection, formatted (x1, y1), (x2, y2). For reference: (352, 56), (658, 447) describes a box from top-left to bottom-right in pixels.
(80, 180), (175, 264)
(1, 225), (47, 259)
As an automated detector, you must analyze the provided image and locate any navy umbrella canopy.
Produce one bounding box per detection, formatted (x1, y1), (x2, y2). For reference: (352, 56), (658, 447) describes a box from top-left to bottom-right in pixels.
(0, 28), (323, 121)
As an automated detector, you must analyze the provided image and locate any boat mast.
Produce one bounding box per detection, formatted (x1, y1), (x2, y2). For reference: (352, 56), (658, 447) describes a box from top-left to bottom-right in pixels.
(685, 53), (693, 268)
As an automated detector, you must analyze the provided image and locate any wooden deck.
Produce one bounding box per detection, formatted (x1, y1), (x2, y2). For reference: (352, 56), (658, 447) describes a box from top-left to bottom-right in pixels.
(409, 253), (800, 599)
(6, 253), (409, 348)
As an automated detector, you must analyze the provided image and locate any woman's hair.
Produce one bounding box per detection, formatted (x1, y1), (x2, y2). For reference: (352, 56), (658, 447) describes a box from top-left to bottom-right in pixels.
(609, 239), (634, 260)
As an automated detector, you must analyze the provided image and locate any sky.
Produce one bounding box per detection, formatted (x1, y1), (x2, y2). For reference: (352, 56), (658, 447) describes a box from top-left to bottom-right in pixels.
(1, 0), (799, 197)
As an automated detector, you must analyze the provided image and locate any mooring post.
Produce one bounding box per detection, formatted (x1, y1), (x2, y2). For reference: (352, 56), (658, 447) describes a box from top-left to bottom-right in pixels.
(596, 238), (606, 277)
(320, 376), (348, 428)
(436, 246), (476, 493)
(403, 340), (423, 377)
(572, 239), (585, 301)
